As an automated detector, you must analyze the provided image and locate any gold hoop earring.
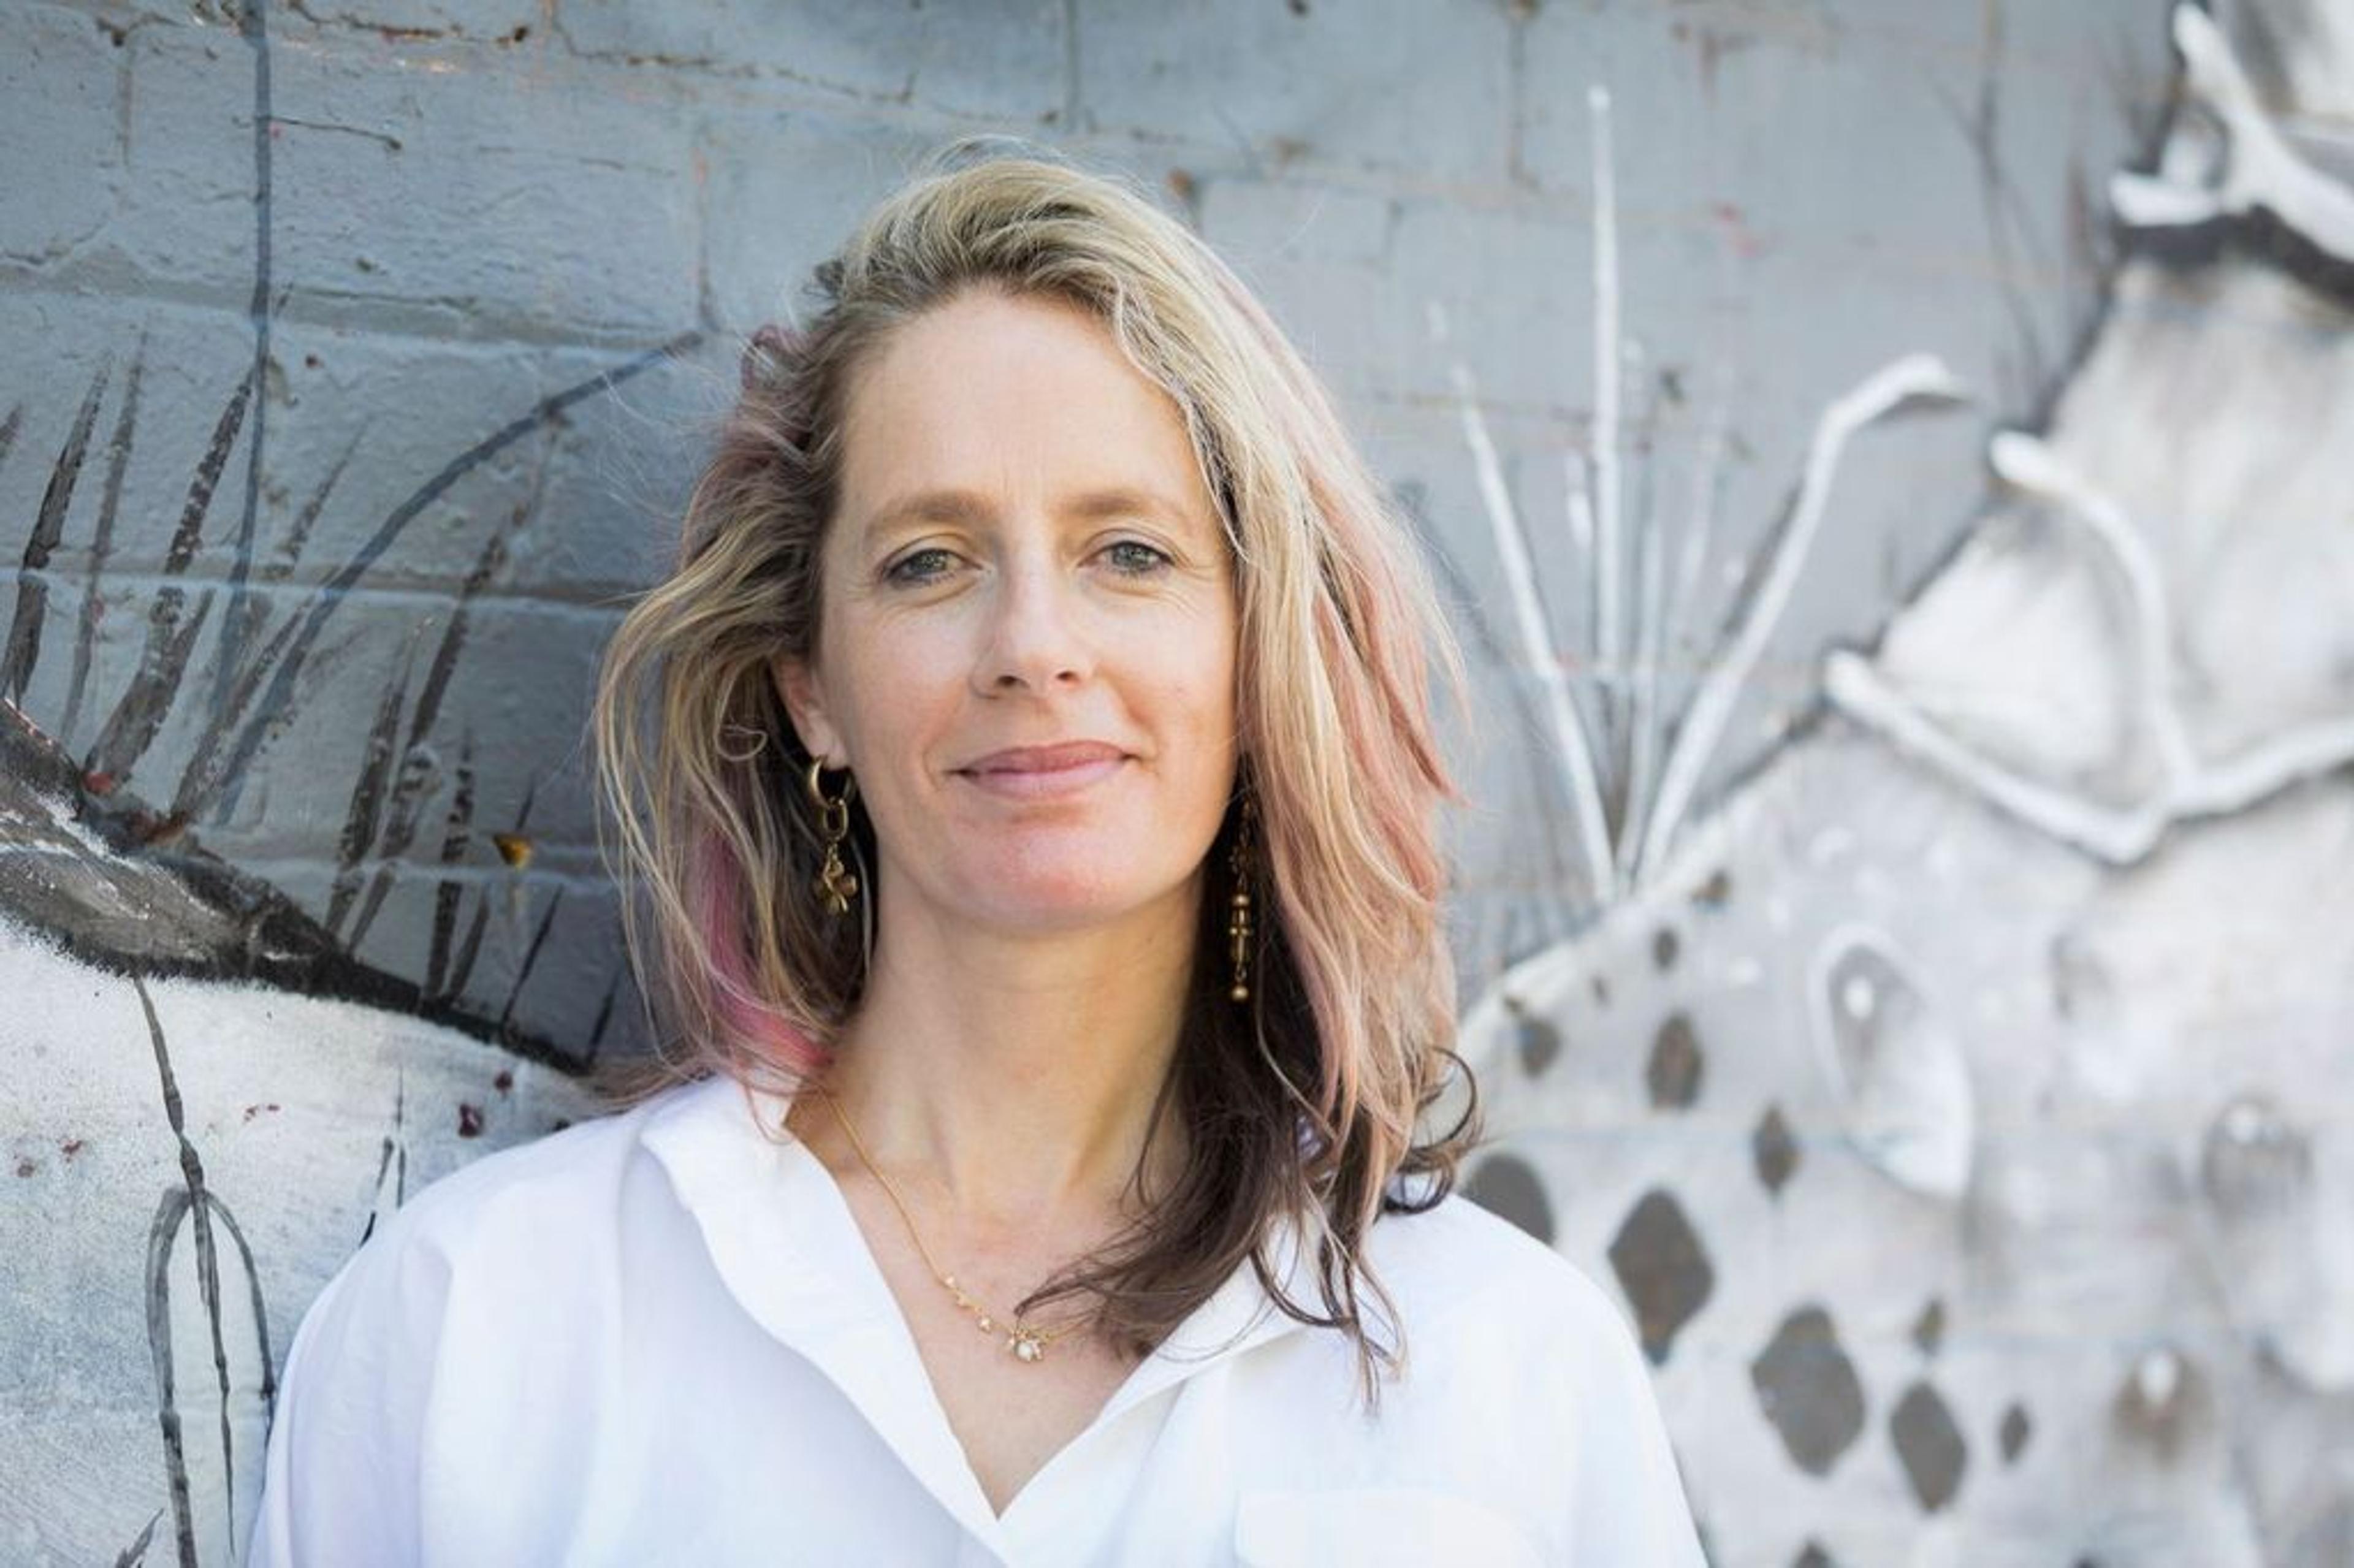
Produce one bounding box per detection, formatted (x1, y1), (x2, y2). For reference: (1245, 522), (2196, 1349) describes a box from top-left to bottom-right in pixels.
(804, 759), (860, 917)
(1228, 786), (1257, 1004)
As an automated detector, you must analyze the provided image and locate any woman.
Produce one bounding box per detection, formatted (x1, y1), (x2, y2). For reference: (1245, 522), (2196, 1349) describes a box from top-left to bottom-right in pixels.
(250, 145), (1704, 1566)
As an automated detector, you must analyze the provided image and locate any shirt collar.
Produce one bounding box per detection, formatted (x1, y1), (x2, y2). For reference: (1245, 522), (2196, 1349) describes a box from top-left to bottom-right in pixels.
(639, 1074), (1317, 1537)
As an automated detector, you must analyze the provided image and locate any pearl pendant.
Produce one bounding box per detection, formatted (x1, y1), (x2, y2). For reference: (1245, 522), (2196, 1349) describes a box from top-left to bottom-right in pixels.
(1010, 1333), (1044, 1363)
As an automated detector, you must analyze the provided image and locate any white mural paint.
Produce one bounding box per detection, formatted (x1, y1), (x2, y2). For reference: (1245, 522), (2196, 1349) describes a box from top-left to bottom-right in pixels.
(2111, 6), (2354, 264)
(1588, 82), (1626, 745)
(1634, 351), (1965, 885)
(0, 908), (600, 1563)
(1452, 4), (2354, 1559)
(1827, 421), (2354, 863)
(1436, 303), (1618, 900)
(1438, 113), (1968, 911)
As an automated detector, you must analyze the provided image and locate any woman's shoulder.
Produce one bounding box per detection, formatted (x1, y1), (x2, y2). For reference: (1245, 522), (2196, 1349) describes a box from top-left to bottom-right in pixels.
(1339, 1198), (1704, 1565)
(1363, 1191), (1644, 1363)
(360, 1073), (722, 1271)
(251, 1079), (744, 1561)
(272, 1076), (732, 1397)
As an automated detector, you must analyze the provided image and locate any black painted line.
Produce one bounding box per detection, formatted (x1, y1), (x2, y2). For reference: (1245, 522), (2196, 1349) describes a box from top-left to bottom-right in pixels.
(167, 606), (301, 823)
(133, 973), (238, 1566)
(359, 1127), (396, 1248)
(19, 365), (110, 574)
(213, 0), (274, 733)
(142, 1186), (198, 1568)
(510, 766), (542, 834)
(168, 379), (248, 578)
(423, 732), (476, 1000)
(497, 884), (566, 1036)
(395, 1066), (408, 1206)
(261, 429), (359, 585)
(326, 631), (422, 939)
(142, 1184), (276, 1568)
(200, 332), (697, 825)
(2, 361), (111, 704)
(83, 380), (249, 786)
(61, 340), (146, 748)
(202, 1187), (278, 1418)
(110, 1505), (162, 1568)
(409, 436), (543, 750)
(206, 588), (273, 780)
(445, 895), (491, 1007)
(85, 588), (216, 796)
(341, 740), (433, 953)
(585, 966), (623, 1060)
(345, 455), (532, 951)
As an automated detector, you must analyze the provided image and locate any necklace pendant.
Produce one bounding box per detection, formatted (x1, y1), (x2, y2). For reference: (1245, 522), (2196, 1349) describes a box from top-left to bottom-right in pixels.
(1009, 1331), (1045, 1364)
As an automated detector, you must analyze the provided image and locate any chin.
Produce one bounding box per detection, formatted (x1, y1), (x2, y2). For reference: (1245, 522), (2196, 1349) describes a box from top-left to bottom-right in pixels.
(950, 860), (1200, 935)
(976, 885), (1173, 934)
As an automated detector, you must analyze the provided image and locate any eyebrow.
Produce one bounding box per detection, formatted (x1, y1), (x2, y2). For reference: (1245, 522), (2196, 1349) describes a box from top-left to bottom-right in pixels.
(856, 486), (1203, 541)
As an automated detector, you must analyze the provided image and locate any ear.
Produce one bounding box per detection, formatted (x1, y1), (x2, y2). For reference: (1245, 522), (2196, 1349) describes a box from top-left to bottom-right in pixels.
(771, 654), (844, 766)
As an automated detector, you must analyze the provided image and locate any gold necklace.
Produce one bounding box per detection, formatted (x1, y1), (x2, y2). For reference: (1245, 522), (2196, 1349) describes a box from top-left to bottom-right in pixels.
(813, 1086), (1089, 1365)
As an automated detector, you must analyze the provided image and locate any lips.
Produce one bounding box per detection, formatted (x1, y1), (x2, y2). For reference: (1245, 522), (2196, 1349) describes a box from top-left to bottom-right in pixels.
(957, 741), (1127, 775)
(953, 740), (1130, 800)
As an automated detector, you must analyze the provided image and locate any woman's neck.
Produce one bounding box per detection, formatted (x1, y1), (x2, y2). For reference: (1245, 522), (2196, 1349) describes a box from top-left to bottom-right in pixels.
(797, 877), (1200, 1236)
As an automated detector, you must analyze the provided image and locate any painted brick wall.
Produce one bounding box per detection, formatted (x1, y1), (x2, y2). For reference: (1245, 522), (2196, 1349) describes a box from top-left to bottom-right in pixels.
(0, 1), (2169, 1056)
(12, 2), (2353, 1563)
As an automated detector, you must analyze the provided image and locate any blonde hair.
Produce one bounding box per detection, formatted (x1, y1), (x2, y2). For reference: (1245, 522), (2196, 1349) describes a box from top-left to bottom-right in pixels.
(592, 141), (1476, 1401)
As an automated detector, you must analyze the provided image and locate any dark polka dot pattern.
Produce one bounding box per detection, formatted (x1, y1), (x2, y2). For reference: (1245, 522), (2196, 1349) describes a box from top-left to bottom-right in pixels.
(1609, 1187), (1715, 1365)
(1751, 1305), (1867, 1475)
(1890, 1380), (1967, 1512)
(1465, 1150), (1555, 1245)
(1646, 1011), (1704, 1109)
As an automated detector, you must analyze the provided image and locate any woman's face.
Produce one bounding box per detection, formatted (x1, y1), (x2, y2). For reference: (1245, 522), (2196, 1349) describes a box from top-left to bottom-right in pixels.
(776, 287), (1240, 942)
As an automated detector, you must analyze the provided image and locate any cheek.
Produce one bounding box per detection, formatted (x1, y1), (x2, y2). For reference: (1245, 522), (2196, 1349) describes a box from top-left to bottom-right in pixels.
(1161, 609), (1238, 721)
(1162, 674), (1240, 789)
(824, 623), (962, 758)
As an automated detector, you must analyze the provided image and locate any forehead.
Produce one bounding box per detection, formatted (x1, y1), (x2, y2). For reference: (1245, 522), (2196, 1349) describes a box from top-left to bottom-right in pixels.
(833, 289), (1219, 529)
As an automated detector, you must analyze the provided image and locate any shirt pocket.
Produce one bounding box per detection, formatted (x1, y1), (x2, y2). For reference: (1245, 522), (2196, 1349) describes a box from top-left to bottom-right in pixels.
(1232, 1486), (1545, 1568)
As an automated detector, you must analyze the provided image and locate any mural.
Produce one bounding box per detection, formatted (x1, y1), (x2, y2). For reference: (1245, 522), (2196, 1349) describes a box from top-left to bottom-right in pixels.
(3, 2), (672, 1559)
(1450, 4), (2354, 1562)
(1, 0), (2343, 1562)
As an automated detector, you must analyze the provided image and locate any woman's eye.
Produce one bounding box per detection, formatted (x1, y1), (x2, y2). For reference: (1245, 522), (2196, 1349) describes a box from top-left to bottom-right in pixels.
(1101, 539), (1174, 576)
(883, 547), (961, 585)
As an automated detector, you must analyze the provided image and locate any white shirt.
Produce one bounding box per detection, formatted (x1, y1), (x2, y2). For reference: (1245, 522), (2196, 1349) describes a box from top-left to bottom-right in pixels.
(248, 1073), (1704, 1566)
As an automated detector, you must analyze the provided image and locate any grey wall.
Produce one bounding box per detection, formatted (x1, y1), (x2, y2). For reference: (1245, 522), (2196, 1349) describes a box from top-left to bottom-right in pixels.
(5, 0), (2348, 1562)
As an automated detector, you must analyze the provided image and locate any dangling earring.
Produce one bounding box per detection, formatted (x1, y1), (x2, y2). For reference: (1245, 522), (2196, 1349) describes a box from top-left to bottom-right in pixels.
(805, 758), (860, 917)
(1227, 785), (1257, 1004)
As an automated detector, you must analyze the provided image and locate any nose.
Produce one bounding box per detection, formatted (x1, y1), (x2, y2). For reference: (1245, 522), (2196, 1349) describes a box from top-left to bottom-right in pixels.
(973, 553), (1094, 696)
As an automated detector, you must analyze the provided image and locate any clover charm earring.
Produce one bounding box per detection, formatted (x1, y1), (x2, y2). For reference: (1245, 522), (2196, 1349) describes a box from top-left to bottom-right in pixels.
(805, 758), (861, 917)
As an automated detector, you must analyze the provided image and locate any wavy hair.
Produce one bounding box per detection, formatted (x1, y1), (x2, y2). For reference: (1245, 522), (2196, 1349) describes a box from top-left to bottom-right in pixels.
(592, 140), (1477, 1402)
